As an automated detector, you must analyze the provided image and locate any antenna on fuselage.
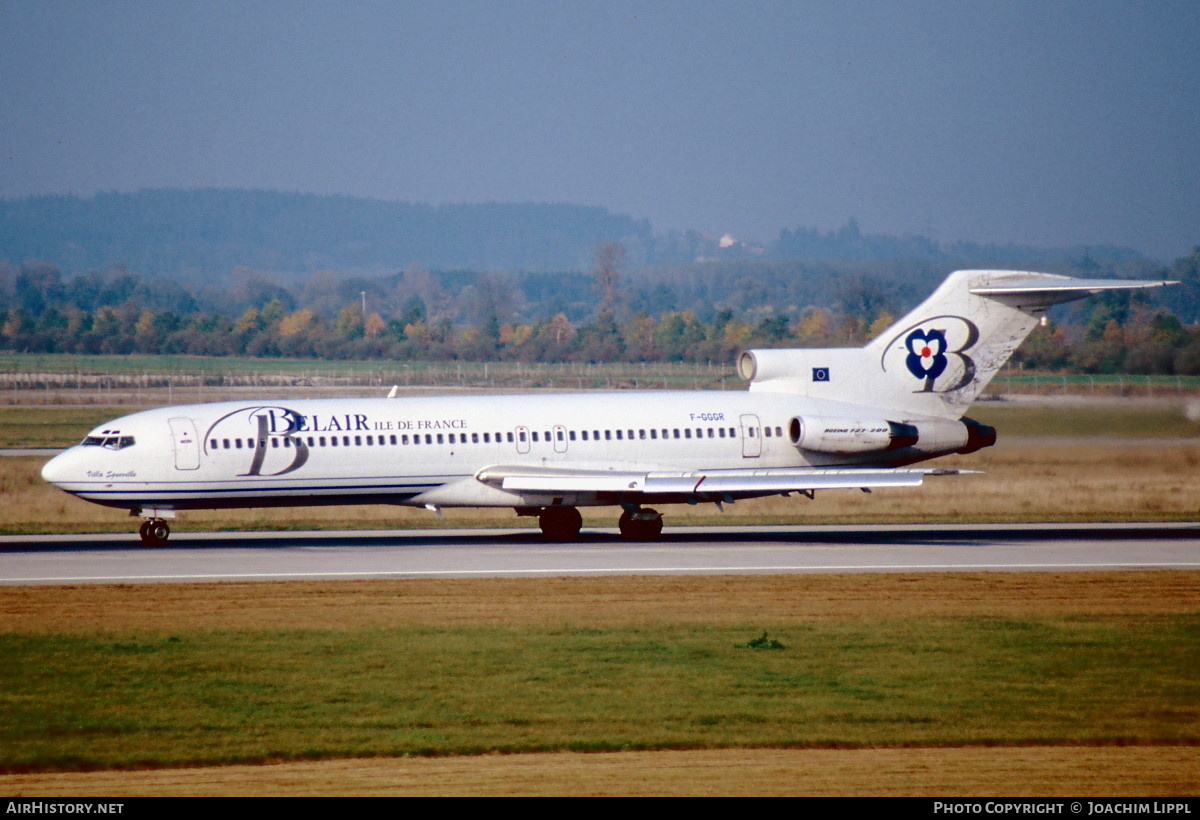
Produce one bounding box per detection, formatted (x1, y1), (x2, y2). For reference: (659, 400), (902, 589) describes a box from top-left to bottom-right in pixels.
(386, 385), (399, 399)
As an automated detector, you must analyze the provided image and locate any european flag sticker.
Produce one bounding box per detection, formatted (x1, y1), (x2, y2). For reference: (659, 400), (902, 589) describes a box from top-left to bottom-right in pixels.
(812, 367), (830, 382)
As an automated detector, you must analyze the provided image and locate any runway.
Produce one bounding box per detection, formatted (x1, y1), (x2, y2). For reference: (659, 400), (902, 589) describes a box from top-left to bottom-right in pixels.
(1, 522), (1198, 585)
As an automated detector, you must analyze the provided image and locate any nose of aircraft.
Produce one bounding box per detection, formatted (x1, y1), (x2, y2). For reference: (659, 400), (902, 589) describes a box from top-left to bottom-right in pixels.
(40, 449), (73, 487)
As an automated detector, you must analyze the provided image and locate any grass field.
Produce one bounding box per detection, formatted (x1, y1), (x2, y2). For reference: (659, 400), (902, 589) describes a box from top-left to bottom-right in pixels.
(15, 617), (1190, 766)
(0, 573), (1196, 795)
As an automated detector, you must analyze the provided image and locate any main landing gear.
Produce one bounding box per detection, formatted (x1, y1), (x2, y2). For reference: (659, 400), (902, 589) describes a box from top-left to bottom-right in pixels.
(533, 505), (665, 541)
(138, 518), (171, 546)
(538, 506), (583, 539)
(618, 507), (663, 541)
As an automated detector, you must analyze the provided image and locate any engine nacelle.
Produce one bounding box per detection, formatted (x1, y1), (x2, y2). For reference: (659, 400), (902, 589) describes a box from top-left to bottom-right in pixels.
(787, 415), (997, 456)
(787, 417), (919, 454)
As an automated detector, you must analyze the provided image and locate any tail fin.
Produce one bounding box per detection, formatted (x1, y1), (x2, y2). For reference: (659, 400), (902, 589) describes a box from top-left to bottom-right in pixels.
(739, 269), (1175, 418)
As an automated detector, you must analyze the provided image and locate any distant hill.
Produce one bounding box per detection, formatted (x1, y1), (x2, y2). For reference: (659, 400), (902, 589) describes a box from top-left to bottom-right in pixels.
(0, 188), (1152, 284)
(772, 219), (1146, 268)
(0, 189), (653, 279)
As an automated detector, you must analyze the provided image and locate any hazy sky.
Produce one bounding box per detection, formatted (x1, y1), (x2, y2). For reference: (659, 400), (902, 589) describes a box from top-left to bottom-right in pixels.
(2, 0), (1197, 259)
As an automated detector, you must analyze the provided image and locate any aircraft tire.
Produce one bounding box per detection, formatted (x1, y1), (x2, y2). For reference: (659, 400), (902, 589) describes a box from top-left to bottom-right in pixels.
(139, 519), (170, 547)
(618, 508), (663, 541)
(538, 506), (582, 540)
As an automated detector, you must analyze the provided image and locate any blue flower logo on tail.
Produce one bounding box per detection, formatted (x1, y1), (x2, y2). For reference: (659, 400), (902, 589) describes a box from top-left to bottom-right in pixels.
(881, 315), (979, 394)
(905, 328), (948, 389)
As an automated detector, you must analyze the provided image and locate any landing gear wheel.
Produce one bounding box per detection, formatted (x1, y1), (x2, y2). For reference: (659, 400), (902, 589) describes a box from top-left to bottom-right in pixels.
(538, 506), (583, 540)
(139, 518), (170, 546)
(618, 508), (663, 541)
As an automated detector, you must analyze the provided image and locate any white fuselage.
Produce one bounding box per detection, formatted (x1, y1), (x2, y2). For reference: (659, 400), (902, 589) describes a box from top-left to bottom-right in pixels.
(40, 389), (955, 514)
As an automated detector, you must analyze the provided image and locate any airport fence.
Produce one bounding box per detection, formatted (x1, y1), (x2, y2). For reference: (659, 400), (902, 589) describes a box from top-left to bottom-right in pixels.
(0, 354), (1198, 405)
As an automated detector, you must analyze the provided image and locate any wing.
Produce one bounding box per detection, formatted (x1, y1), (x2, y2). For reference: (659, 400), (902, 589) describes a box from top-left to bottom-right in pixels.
(476, 464), (967, 498)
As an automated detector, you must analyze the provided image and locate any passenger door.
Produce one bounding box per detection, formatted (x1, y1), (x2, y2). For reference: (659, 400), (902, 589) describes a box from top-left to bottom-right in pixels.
(169, 417), (201, 470)
(514, 425), (531, 455)
(739, 414), (761, 458)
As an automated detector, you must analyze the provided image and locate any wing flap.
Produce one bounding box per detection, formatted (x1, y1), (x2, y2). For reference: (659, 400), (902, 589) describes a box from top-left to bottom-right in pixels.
(499, 472), (648, 493)
(646, 468), (930, 494)
(479, 465), (964, 496)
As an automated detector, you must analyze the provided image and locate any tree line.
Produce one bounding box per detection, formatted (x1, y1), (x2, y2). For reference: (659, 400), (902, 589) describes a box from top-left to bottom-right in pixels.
(2, 247), (1198, 374)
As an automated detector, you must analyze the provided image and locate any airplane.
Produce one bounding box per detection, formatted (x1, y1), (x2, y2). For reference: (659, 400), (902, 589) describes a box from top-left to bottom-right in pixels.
(40, 269), (1174, 545)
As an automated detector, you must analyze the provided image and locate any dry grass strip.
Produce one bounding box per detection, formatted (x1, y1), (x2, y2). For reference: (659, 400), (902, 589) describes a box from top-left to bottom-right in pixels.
(1, 747), (1195, 796)
(2, 571), (1198, 634)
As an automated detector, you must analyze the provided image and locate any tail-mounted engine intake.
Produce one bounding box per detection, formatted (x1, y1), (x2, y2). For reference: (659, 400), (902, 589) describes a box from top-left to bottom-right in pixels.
(787, 415), (996, 456)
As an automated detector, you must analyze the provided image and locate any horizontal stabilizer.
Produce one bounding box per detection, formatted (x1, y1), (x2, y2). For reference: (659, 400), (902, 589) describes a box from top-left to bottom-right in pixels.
(971, 277), (1177, 309)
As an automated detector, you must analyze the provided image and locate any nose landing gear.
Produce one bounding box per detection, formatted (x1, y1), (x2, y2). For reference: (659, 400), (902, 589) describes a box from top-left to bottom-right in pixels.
(138, 518), (171, 546)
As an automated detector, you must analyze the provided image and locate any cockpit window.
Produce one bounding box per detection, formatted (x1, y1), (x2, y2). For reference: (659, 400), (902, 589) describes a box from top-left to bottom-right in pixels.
(81, 435), (135, 450)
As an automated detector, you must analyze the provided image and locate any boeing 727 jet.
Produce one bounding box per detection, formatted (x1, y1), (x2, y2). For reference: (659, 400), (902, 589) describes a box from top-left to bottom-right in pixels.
(41, 270), (1173, 544)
